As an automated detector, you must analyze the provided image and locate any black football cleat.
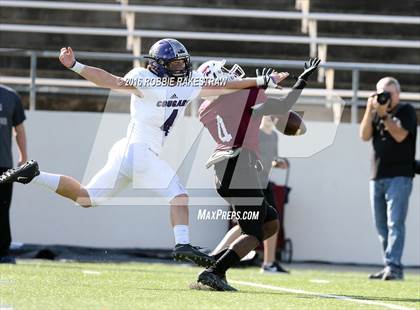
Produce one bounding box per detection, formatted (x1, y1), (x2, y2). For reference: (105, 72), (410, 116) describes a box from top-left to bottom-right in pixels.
(190, 273), (229, 291)
(197, 269), (237, 292)
(0, 160), (39, 185)
(173, 244), (215, 268)
(189, 282), (214, 291)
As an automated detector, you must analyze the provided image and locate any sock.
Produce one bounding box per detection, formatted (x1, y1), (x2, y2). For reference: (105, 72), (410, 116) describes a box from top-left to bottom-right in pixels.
(212, 249), (240, 275)
(173, 225), (190, 245)
(212, 247), (229, 261)
(33, 171), (61, 192)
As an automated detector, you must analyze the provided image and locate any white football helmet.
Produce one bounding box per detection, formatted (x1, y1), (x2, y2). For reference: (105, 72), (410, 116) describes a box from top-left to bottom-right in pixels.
(198, 59), (245, 81)
(198, 60), (245, 100)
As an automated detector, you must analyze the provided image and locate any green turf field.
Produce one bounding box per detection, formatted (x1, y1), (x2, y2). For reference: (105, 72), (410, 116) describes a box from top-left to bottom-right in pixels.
(0, 260), (419, 310)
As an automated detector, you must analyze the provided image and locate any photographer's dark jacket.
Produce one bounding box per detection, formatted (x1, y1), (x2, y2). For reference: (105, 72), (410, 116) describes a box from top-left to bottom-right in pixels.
(371, 103), (417, 179)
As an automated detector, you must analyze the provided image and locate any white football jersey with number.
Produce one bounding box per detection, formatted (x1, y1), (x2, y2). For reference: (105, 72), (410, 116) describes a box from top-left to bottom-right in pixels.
(124, 67), (203, 154)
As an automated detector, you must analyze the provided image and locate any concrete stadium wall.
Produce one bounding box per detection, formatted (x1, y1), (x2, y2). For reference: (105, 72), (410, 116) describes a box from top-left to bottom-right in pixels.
(10, 110), (420, 265)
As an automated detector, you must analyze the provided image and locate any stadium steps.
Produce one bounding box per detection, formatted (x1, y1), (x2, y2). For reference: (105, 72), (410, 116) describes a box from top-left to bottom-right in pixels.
(0, 1), (419, 109)
(0, 7), (123, 28)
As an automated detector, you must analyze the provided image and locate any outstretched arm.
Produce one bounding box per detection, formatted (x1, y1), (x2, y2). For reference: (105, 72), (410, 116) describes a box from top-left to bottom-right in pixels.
(198, 72), (289, 98)
(252, 58), (321, 116)
(252, 79), (306, 116)
(59, 47), (141, 96)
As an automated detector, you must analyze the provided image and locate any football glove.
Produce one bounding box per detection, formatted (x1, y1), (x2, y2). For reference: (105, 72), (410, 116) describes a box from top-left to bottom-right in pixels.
(256, 67), (277, 89)
(298, 58), (321, 81)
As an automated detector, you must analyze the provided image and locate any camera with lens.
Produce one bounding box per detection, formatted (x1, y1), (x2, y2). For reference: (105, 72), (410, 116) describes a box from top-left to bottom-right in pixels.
(375, 91), (391, 105)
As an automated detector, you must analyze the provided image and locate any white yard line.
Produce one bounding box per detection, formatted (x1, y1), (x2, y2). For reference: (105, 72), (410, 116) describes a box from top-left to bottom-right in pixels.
(82, 270), (101, 275)
(231, 280), (415, 310)
(0, 279), (14, 285)
(309, 279), (330, 284)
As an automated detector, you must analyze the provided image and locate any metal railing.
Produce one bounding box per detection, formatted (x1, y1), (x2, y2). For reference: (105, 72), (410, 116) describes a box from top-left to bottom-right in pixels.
(1, 1), (419, 62)
(1, 24), (419, 49)
(1, 49), (419, 123)
(1, 0), (419, 92)
(1, 1), (419, 24)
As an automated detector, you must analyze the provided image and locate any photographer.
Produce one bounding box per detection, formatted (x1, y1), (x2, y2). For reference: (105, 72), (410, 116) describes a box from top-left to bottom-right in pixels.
(360, 77), (417, 280)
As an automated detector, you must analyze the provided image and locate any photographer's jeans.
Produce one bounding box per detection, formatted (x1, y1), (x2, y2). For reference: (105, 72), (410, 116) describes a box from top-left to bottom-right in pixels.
(369, 177), (413, 271)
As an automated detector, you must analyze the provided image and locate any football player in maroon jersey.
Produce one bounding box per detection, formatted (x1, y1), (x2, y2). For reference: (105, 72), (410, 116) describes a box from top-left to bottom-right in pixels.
(194, 58), (320, 291)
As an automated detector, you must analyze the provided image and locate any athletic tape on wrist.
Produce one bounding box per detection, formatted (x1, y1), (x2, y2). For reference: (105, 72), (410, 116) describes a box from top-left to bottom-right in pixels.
(70, 61), (85, 74)
(256, 76), (265, 87)
(256, 76), (277, 88)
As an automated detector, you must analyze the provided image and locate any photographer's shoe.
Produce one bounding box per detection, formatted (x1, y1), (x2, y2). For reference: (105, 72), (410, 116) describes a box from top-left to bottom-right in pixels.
(382, 267), (404, 281)
(368, 268), (386, 280)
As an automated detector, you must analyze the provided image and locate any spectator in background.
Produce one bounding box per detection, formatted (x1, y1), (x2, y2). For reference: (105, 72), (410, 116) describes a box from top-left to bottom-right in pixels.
(360, 77), (417, 280)
(258, 115), (289, 273)
(0, 84), (27, 264)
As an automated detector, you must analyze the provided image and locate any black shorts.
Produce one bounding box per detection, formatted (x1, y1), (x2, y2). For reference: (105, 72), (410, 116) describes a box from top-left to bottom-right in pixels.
(214, 149), (278, 242)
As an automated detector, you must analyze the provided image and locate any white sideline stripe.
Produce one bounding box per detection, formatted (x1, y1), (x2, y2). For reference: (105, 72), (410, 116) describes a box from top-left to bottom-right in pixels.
(0, 279), (14, 285)
(310, 279), (330, 284)
(82, 270), (101, 275)
(231, 280), (415, 310)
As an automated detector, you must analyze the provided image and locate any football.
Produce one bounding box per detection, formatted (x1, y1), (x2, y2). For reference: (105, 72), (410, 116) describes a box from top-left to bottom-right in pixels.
(274, 110), (307, 136)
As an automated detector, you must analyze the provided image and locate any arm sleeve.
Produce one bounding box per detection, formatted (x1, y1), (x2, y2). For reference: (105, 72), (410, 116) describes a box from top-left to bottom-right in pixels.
(251, 79), (307, 116)
(12, 93), (26, 126)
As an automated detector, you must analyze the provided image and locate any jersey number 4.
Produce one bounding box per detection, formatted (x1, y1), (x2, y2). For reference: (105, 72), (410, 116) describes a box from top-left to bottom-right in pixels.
(216, 115), (232, 142)
(161, 109), (179, 136)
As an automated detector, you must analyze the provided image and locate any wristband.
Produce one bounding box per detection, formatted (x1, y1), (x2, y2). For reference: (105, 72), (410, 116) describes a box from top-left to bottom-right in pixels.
(256, 75), (277, 88)
(70, 60), (85, 74)
(256, 75), (265, 87)
(293, 78), (307, 90)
